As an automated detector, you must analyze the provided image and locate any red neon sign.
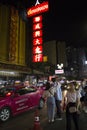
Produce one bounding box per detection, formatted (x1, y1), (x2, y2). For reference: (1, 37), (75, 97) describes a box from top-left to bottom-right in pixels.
(33, 23), (42, 30)
(33, 38), (43, 45)
(33, 15), (42, 23)
(33, 30), (42, 38)
(27, 1), (49, 17)
(33, 46), (43, 54)
(33, 54), (43, 62)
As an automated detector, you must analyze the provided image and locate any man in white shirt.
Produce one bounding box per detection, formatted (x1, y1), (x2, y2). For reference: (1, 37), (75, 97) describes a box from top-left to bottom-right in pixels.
(54, 77), (62, 120)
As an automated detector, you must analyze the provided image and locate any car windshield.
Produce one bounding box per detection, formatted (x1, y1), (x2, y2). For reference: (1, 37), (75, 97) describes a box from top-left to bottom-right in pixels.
(16, 87), (37, 95)
(0, 87), (14, 97)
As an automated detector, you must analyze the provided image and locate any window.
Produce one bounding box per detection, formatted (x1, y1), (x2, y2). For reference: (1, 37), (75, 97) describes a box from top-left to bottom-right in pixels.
(16, 87), (36, 95)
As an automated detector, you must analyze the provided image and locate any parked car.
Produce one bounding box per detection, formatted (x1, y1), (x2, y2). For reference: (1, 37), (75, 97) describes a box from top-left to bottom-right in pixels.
(0, 85), (45, 122)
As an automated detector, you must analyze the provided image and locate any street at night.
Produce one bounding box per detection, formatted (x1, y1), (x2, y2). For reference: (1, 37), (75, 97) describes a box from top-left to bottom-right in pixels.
(0, 1), (87, 130)
(0, 106), (87, 130)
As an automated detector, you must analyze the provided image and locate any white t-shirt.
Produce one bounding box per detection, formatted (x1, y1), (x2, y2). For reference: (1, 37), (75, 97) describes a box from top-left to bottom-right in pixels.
(54, 82), (62, 101)
(66, 91), (80, 104)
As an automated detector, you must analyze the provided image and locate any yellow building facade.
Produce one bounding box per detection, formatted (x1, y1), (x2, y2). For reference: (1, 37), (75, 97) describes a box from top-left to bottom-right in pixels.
(0, 4), (32, 78)
(0, 5), (25, 65)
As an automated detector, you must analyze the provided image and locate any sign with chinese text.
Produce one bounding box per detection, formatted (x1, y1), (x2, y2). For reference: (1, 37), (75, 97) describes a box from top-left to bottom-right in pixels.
(27, 1), (49, 62)
(32, 15), (43, 62)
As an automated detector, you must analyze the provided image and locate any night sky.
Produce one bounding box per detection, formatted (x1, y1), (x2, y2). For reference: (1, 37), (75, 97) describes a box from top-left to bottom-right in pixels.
(43, 0), (87, 47)
(26, 0), (87, 47)
(1, 0), (87, 47)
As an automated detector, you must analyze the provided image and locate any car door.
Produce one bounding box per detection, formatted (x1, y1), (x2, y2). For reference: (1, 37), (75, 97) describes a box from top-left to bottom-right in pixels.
(11, 88), (29, 114)
(26, 87), (41, 108)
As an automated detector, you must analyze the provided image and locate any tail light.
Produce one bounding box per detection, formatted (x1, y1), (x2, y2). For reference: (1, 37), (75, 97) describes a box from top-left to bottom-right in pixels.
(6, 92), (12, 97)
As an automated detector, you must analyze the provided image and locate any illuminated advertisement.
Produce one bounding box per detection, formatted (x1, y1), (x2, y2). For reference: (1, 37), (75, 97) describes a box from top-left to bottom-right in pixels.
(33, 23), (42, 30)
(33, 54), (43, 62)
(32, 15), (43, 62)
(27, 1), (49, 17)
(27, 1), (49, 62)
(33, 15), (42, 23)
(33, 46), (43, 54)
(33, 38), (43, 46)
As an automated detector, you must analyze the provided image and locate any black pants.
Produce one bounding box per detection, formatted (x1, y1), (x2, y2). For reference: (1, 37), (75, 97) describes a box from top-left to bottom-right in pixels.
(66, 103), (79, 130)
(55, 99), (62, 118)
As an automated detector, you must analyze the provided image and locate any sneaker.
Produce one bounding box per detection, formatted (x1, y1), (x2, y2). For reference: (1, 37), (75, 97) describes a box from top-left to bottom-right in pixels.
(51, 119), (54, 122)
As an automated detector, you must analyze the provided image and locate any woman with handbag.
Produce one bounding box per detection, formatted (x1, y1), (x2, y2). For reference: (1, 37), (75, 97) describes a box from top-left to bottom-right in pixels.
(65, 82), (80, 130)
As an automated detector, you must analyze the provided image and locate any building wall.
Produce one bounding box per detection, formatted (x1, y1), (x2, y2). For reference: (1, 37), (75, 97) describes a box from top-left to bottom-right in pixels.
(0, 4), (26, 66)
(0, 5), (10, 61)
(57, 41), (67, 67)
(43, 40), (57, 65)
(66, 46), (87, 78)
(43, 40), (67, 67)
(17, 16), (26, 65)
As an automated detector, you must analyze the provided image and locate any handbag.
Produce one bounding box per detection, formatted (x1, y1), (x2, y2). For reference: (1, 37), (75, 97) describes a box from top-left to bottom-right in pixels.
(68, 102), (77, 113)
(69, 106), (77, 113)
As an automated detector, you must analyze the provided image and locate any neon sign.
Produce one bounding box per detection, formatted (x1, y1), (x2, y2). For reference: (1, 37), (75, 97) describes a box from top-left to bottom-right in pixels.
(32, 14), (43, 62)
(33, 15), (42, 23)
(27, 1), (49, 17)
(33, 54), (43, 62)
(33, 46), (43, 54)
(33, 23), (42, 30)
(27, 1), (49, 62)
(33, 38), (43, 45)
(33, 30), (42, 38)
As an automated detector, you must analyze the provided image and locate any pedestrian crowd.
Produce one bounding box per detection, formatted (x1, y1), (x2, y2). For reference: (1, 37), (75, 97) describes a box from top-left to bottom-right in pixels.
(42, 77), (87, 130)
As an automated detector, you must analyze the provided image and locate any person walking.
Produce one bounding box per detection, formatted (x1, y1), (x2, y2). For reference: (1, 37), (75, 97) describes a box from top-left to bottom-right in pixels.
(24, 80), (31, 88)
(42, 82), (56, 123)
(54, 77), (63, 120)
(65, 82), (80, 130)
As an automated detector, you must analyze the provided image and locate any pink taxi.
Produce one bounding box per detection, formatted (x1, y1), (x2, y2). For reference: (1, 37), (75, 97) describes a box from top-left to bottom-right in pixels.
(0, 85), (45, 122)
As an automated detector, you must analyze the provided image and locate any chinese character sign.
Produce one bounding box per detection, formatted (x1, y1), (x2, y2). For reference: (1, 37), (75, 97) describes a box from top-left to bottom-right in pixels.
(33, 15), (42, 23)
(33, 38), (43, 46)
(27, 1), (49, 62)
(33, 15), (43, 62)
(33, 54), (43, 62)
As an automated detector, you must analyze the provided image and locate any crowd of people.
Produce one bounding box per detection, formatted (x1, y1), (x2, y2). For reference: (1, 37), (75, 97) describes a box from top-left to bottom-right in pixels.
(1, 77), (87, 130)
(42, 77), (87, 130)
